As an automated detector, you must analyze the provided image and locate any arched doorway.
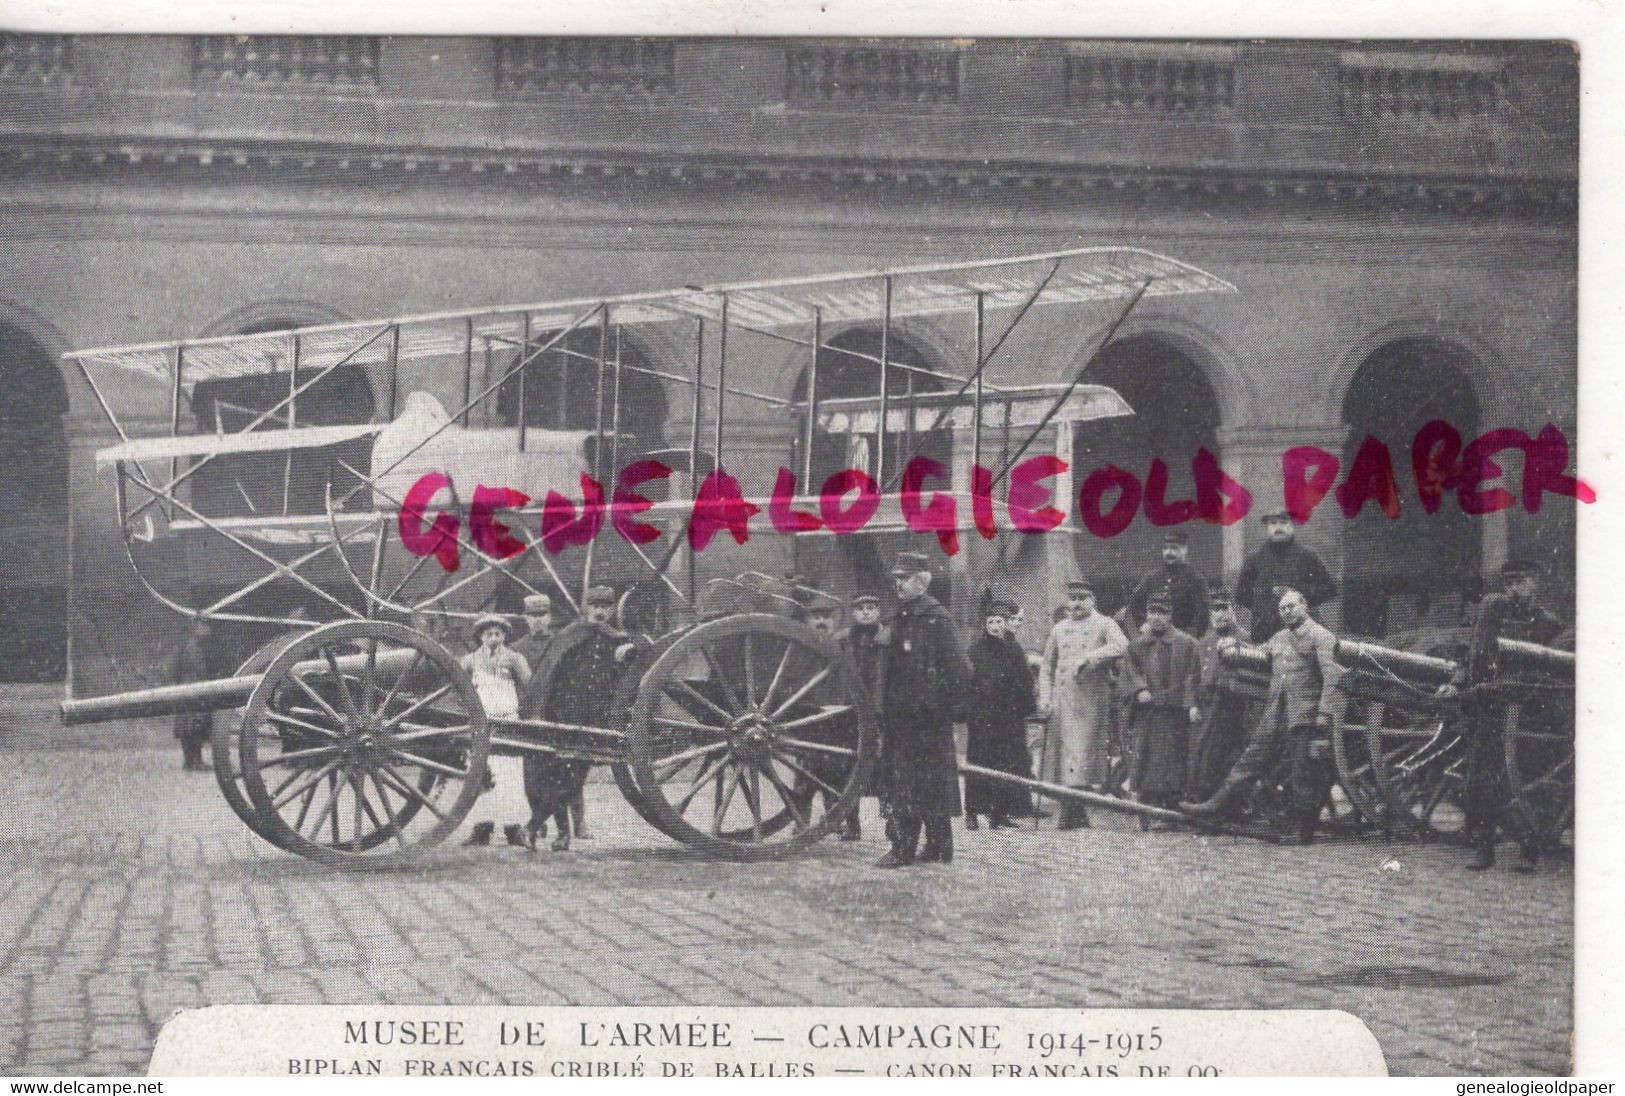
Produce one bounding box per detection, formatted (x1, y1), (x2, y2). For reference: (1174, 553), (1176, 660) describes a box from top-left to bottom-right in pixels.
(1071, 335), (1222, 614)
(0, 323), (69, 682)
(791, 327), (950, 599)
(1341, 338), (1481, 637)
(496, 326), (669, 462)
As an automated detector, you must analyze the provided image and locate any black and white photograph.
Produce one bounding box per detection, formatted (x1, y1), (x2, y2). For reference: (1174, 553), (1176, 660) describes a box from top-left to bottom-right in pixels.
(0, 16), (1599, 1078)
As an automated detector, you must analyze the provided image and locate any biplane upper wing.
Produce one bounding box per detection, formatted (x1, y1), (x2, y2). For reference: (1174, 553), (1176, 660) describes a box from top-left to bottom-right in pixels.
(63, 247), (1234, 392)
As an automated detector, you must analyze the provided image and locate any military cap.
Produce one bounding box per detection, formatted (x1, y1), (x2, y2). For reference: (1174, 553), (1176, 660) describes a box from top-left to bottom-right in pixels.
(993, 599), (1021, 618)
(852, 592), (882, 608)
(1162, 529), (1189, 545)
(982, 602), (1010, 619)
(1145, 596), (1174, 614)
(584, 584), (618, 607)
(889, 551), (934, 576)
(471, 613), (515, 640)
(522, 593), (553, 614)
(804, 591), (841, 616)
(1207, 588), (1234, 608)
(1066, 579), (1095, 596)
(1259, 507), (1292, 523)
(1500, 558), (1537, 580)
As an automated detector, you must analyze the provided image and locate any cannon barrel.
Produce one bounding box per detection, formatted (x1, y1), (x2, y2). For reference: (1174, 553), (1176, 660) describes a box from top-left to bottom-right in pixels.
(1334, 640), (1459, 684)
(59, 646), (421, 727)
(1497, 637), (1575, 675)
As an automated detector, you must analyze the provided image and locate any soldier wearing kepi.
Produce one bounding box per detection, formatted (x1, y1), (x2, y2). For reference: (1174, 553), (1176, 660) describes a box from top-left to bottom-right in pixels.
(1235, 509), (1336, 640)
(1123, 595), (1202, 823)
(876, 552), (968, 868)
(1188, 590), (1253, 799)
(1436, 559), (1563, 872)
(510, 592), (592, 840)
(1180, 588), (1341, 845)
(800, 591), (862, 840)
(1038, 579), (1129, 829)
(1126, 530), (1211, 637)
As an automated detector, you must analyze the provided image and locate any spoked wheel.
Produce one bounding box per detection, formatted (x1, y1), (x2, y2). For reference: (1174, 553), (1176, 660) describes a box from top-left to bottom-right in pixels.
(238, 620), (490, 868)
(1330, 697), (1388, 826)
(1504, 696), (1574, 852)
(212, 632), (310, 843)
(627, 614), (876, 860)
(1364, 702), (1469, 841)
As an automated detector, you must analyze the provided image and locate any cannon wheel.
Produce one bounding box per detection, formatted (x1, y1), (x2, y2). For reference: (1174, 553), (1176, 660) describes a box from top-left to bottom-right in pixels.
(238, 620), (490, 868)
(1328, 696), (1388, 826)
(210, 633), (308, 844)
(626, 614), (876, 859)
(1504, 698), (1574, 852)
(1361, 702), (1468, 841)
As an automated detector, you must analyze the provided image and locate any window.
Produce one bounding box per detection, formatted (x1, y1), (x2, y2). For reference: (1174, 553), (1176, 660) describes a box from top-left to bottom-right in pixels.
(1339, 52), (1505, 120)
(495, 38), (675, 96)
(192, 36), (381, 87)
(785, 45), (960, 106)
(1064, 49), (1235, 113)
(0, 34), (70, 83)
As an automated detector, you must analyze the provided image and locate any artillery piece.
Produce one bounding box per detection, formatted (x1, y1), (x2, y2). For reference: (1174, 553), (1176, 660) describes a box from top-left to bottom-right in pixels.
(1216, 633), (1574, 848)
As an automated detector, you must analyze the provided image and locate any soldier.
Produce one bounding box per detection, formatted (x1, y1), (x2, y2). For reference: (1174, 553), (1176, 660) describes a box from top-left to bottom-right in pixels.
(1038, 579), (1129, 829)
(876, 552), (968, 868)
(1123, 596), (1202, 823)
(963, 600), (1036, 830)
(509, 592), (593, 841)
(170, 619), (214, 772)
(1180, 588), (1341, 845)
(1188, 590), (1253, 799)
(523, 585), (633, 851)
(1125, 530), (1211, 637)
(1235, 509), (1336, 640)
(1436, 559), (1563, 872)
(790, 591), (861, 840)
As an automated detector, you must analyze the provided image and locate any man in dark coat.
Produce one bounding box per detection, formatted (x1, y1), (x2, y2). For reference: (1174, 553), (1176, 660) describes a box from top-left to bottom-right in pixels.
(963, 600), (1035, 830)
(1123, 596), (1202, 820)
(1437, 559), (1564, 872)
(1235, 509), (1336, 640)
(522, 585), (632, 851)
(170, 619), (215, 771)
(1188, 590), (1253, 798)
(1180, 588), (1342, 844)
(798, 592), (862, 840)
(1125, 530), (1211, 637)
(876, 551), (968, 867)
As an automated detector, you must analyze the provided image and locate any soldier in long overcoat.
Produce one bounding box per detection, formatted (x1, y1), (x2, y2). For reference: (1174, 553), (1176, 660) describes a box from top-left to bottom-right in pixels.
(1181, 588), (1342, 844)
(876, 552), (968, 867)
(963, 600), (1035, 829)
(1436, 559), (1564, 872)
(1038, 579), (1129, 828)
(1188, 590), (1253, 798)
(521, 585), (639, 851)
(1122, 597), (1202, 819)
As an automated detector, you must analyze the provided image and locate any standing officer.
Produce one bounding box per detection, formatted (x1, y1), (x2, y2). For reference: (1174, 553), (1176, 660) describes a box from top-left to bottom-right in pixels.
(170, 619), (215, 772)
(1180, 588), (1341, 845)
(1235, 509), (1336, 639)
(1436, 559), (1563, 872)
(1038, 579), (1129, 829)
(1126, 530), (1211, 637)
(1123, 596), (1202, 821)
(1188, 590), (1253, 799)
(876, 552), (968, 867)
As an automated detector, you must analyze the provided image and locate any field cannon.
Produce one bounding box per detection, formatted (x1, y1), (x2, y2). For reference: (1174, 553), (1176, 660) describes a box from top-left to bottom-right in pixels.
(1217, 632), (1574, 847)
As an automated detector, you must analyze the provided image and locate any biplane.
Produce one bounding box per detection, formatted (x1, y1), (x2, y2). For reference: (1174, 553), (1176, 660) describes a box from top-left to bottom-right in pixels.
(59, 245), (1284, 866)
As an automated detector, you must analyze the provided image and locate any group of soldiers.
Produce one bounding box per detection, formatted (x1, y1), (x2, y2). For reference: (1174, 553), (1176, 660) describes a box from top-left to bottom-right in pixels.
(168, 501), (1567, 875)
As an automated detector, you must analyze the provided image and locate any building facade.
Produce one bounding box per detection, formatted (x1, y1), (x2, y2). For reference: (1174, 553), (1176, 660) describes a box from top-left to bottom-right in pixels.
(0, 35), (1579, 691)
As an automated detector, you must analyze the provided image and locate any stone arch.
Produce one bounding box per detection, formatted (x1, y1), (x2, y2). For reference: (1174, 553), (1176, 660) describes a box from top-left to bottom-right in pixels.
(1323, 316), (1499, 427)
(0, 319), (70, 681)
(197, 299), (354, 339)
(1104, 311), (1258, 429)
(1339, 335), (1484, 636)
(1070, 331), (1227, 614)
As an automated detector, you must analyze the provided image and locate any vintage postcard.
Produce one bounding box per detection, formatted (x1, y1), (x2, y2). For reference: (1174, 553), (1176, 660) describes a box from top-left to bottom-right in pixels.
(0, 15), (1599, 1079)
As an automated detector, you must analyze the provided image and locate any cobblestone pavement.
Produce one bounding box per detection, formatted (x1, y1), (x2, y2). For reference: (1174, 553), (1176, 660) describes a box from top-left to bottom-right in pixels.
(0, 699), (1570, 1076)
